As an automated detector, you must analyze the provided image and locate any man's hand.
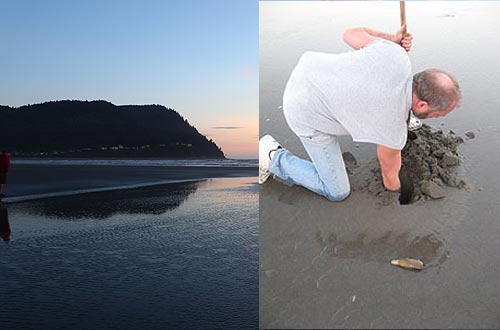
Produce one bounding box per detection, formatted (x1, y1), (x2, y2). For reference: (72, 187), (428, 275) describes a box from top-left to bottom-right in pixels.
(393, 24), (413, 52)
(377, 145), (401, 191)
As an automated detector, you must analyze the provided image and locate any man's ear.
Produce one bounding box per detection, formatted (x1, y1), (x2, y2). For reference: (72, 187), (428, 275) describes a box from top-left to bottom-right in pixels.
(417, 100), (429, 112)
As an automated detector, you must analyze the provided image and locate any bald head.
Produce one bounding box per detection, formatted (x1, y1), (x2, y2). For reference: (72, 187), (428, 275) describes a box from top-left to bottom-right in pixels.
(413, 69), (462, 112)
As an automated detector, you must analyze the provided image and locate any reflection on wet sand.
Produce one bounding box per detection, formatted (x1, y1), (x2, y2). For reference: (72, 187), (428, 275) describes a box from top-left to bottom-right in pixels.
(12, 180), (200, 220)
(0, 176), (258, 329)
(0, 202), (10, 241)
(315, 230), (448, 268)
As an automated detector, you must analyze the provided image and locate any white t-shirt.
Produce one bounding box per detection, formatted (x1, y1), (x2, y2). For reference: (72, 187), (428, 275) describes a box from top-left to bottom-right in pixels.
(283, 39), (413, 150)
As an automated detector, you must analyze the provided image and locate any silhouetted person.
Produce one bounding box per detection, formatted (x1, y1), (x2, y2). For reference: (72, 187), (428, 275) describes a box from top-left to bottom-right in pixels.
(0, 201), (10, 241)
(0, 150), (10, 198)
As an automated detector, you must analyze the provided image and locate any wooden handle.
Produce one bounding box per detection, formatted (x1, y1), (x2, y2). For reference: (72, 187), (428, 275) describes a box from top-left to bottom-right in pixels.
(400, 1), (407, 36)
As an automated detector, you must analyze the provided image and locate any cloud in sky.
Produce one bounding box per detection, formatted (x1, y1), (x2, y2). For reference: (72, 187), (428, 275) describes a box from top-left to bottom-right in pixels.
(212, 126), (244, 130)
(241, 67), (255, 77)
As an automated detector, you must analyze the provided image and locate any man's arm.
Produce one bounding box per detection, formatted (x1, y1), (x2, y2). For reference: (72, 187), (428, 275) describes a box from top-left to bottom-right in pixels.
(377, 144), (401, 191)
(343, 24), (412, 51)
(343, 27), (395, 49)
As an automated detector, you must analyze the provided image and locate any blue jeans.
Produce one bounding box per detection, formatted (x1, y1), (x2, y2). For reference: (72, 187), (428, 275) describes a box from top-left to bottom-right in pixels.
(269, 133), (351, 201)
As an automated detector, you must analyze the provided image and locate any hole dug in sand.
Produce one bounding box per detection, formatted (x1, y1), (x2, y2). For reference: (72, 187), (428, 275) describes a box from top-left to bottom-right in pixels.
(367, 124), (469, 204)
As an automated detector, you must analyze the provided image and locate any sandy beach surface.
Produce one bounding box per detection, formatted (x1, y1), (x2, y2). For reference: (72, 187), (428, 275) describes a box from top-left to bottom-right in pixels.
(2, 163), (256, 202)
(0, 176), (258, 329)
(260, 2), (500, 328)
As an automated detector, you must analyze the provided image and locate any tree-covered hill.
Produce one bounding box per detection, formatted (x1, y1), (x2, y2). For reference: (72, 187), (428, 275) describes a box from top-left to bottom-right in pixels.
(0, 100), (225, 159)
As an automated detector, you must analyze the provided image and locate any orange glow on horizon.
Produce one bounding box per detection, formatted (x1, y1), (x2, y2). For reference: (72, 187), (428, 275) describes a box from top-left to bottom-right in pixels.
(200, 116), (258, 159)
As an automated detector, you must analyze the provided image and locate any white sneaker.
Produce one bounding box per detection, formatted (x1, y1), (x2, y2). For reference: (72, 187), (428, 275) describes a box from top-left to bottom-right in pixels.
(408, 112), (423, 131)
(259, 134), (281, 184)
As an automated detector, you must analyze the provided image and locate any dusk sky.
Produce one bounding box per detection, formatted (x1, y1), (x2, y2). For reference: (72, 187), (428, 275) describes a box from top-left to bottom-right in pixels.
(0, 0), (258, 159)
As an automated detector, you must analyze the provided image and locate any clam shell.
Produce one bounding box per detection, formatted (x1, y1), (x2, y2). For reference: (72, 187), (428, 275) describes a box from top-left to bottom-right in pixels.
(391, 258), (424, 270)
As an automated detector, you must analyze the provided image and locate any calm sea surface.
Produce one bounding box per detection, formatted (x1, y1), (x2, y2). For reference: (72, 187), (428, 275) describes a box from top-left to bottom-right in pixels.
(12, 158), (258, 168)
(0, 177), (258, 329)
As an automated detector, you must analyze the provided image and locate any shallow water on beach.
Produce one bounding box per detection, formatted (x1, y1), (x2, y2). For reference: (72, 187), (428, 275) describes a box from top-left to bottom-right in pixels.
(0, 177), (258, 330)
(12, 158), (258, 168)
(260, 2), (500, 328)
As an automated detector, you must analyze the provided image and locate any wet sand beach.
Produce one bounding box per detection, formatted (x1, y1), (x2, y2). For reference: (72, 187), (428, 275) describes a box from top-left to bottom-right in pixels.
(0, 177), (258, 329)
(2, 163), (256, 202)
(260, 2), (500, 328)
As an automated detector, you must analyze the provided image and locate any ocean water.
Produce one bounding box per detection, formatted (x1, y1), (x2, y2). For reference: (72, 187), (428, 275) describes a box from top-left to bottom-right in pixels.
(12, 158), (258, 168)
(0, 177), (258, 329)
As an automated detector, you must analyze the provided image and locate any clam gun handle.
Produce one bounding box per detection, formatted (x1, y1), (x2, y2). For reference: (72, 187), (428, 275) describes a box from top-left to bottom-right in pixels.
(400, 1), (407, 36)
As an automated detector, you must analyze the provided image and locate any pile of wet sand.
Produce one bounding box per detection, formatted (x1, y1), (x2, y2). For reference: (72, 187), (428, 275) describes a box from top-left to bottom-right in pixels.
(361, 124), (474, 203)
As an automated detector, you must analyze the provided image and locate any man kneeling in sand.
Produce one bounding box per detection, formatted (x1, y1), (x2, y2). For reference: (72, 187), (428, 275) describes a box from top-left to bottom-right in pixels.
(259, 25), (462, 204)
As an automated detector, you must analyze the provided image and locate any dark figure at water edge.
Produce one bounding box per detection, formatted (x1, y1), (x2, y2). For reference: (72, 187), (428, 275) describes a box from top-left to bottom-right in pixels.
(0, 202), (10, 241)
(0, 151), (10, 198)
(259, 24), (462, 205)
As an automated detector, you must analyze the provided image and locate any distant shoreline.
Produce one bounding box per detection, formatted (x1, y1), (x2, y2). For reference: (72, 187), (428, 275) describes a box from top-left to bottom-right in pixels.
(11, 158), (257, 168)
(10, 156), (230, 160)
(11, 157), (257, 161)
